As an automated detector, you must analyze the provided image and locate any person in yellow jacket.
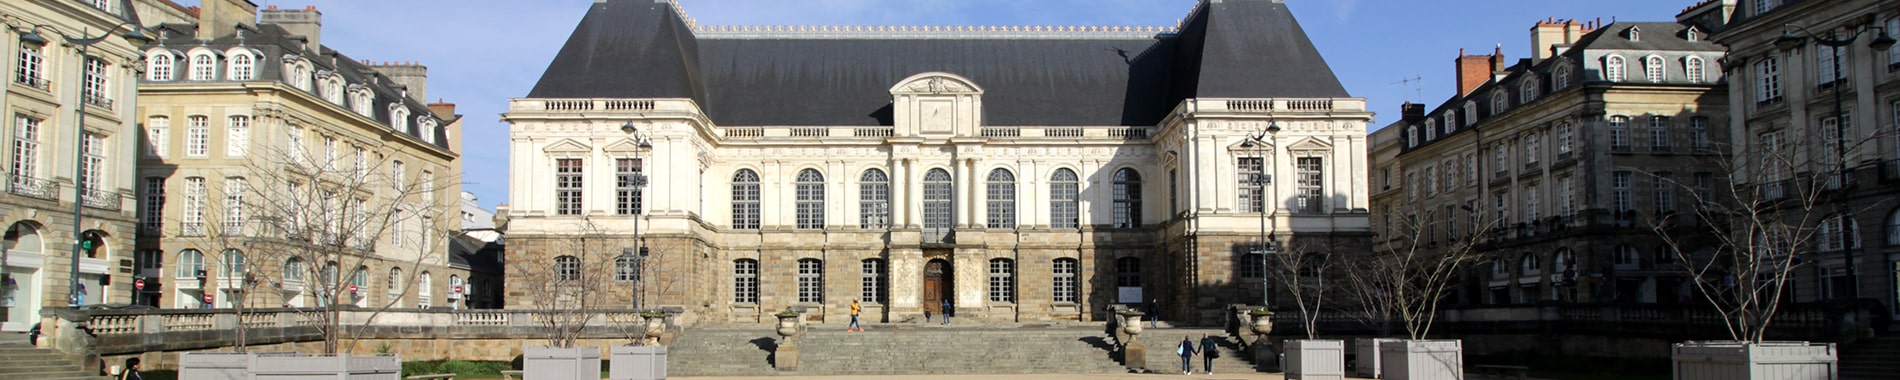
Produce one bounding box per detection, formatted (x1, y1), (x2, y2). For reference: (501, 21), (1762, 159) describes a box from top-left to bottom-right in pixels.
(848, 299), (863, 332)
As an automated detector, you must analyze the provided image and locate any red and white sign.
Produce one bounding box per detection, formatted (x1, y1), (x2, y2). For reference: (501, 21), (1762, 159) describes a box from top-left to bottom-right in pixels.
(203, 293), (214, 303)
(348, 284), (358, 294)
(134, 279), (145, 290)
(452, 285), (462, 294)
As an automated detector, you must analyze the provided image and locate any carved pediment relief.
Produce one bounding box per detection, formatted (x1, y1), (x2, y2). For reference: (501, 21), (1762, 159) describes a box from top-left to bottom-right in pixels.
(602, 138), (649, 154)
(1287, 137), (1333, 153)
(890, 72), (985, 96)
(542, 139), (592, 154)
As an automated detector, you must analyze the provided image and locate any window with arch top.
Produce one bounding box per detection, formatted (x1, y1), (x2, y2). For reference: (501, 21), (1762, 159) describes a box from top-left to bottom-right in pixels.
(1605, 55), (1627, 82)
(986, 168), (1016, 228)
(923, 168), (954, 234)
(1112, 168), (1142, 228)
(795, 169), (824, 229)
(1050, 169), (1079, 229)
(732, 169), (760, 229)
(860, 169), (890, 228)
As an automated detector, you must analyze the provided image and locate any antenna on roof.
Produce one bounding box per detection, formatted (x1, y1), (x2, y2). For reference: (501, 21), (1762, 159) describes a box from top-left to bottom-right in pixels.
(1391, 76), (1424, 103)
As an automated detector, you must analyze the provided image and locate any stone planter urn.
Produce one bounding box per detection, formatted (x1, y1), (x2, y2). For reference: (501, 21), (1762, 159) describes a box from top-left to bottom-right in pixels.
(1118, 310), (1148, 372)
(1248, 309), (1278, 371)
(641, 313), (666, 346)
(775, 312), (800, 339)
(774, 310), (802, 371)
(1121, 312), (1145, 339)
(1248, 309), (1275, 336)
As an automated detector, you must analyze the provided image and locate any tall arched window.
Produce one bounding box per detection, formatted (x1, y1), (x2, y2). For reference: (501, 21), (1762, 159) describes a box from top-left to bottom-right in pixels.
(554, 256), (580, 281)
(1491, 260), (1509, 278)
(1819, 215), (1861, 251)
(795, 169), (824, 229)
(1685, 56), (1707, 83)
(732, 169), (760, 229)
(1605, 55), (1627, 82)
(861, 258), (887, 303)
(390, 106), (411, 133)
(986, 168), (1016, 228)
(351, 89), (373, 116)
(923, 169), (953, 240)
(1112, 168), (1142, 228)
(386, 267), (404, 302)
(1052, 258), (1079, 303)
(1050, 169), (1079, 229)
(733, 259), (759, 303)
(147, 53), (173, 81)
(417, 271), (432, 307)
(189, 53), (216, 81)
(227, 53), (254, 80)
(176, 249), (204, 278)
(988, 258), (1015, 303)
(1552, 249), (1573, 272)
(1644, 56), (1666, 82)
(796, 258), (824, 303)
(1615, 244), (1640, 269)
(1520, 253), (1541, 275)
(860, 169), (890, 229)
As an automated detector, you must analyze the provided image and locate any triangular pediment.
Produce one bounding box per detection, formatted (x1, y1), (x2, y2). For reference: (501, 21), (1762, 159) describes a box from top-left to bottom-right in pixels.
(1287, 137), (1333, 151)
(542, 139), (592, 153)
(602, 138), (648, 153)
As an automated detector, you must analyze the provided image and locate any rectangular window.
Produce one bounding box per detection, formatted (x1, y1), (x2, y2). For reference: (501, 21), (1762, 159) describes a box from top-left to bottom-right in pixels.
(1557, 123), (1574, 155)
(15, 46), (45, 88)
(1524, 135), (1540, 164)
(223, 177), (245, 234)
(860, 260), (886, 304)
(556, 159), (583, 215)
(989, 259), (1015, 303)
(1443, 159), (1457, 193)
(182, 177), (206, 236)
(392, 160), (407, 189)
(422, 170), (436, 205)
(1052, 259), (1078, 303)
(1424, 167), (1437, 196)
(83, 58), (108, 108)
(1653, 172), (1675, 214)
(1557, 176), (1574, 217)
(322, 136), (337, 170)
(1493, 144), (1509, 177)
(1755, 57), (1781, 103)
(79, 133), (104, 192)
(1445, 205), (1459, 239)
(1693, 172), (1714, 203)
(140, 177), (165, 234)
(616, 158), (644, 215)
(1650, 116), (1671, 151)
(1239, 157), (1266, 212)
(1821, 115), (1849, 188)
(1613, 171), (1633, 213)
(733, 260), (758, 303)
(1050, 176), (1078, 229)
(185, 116), (208, 157)
(1752, 0), (1777, 15)
(796, 260), (823, 303)
(1523, 183), (1539, 224)
(1493, 193), (1509, 226)
(287, 123), (305, 163)
(1610, 117), (1631, 150)
(861, 175), (890, 229)
(225, 116), (248, 157)
(353, 146), (367, 176)
(10, 115), (38, 183)
(1817, 45), (1841, 87)
(146, 117), (168, 158)
(1296, 157), (1324, 213)
(1691, 117), (1710, 151)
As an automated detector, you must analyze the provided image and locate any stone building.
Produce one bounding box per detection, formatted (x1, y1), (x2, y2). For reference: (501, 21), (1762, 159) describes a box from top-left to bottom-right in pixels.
(132, 0), (466, 309)
(1368, 18), (1729, 306)
(1, 0), (149, 331)
(1703, 0), (1900, 320)
(503, 0), (1372, 325)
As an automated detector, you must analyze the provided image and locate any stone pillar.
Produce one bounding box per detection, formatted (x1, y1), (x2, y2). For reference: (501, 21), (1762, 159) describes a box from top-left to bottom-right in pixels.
(889, 248), (923, 320)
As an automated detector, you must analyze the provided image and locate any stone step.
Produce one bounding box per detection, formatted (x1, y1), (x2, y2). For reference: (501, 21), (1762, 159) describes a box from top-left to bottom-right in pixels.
(668, 326), (1131, 376)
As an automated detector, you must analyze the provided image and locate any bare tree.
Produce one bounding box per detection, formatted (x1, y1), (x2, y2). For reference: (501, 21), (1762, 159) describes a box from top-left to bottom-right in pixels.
(1361, 201), (1503, 340)
(1265, 239), (1336, 339)
(1337, 250), (1399, 337)
(1647, 129), (1888, 343)
(512, 218), (619, 348)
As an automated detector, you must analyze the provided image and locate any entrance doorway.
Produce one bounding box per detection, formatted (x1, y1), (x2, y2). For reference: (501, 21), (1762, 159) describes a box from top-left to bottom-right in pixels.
(924, 258), (952, 316)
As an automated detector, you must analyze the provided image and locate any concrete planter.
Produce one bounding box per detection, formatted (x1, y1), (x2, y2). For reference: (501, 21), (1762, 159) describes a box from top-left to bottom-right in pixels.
(609, 345), (667, 380)
(1353, 337), (1403, 378)
(178, 352), (253, 380)
(1672, 341), (1837, 380)
(249, 354), (400, 379)
(1285, 339), (1345, 380)
(1378, 339), (1463, 380)
(525, 346), (602, 380)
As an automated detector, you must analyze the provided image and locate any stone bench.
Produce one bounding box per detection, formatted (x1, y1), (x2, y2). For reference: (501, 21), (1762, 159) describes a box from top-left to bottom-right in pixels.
(1472, 364), (1530, 380)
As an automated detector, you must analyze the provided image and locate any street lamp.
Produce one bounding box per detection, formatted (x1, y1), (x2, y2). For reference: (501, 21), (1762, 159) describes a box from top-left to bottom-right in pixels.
(620, 122), (652, 309)
(14, 17), (154, 308)
(1238, 121), (1282, 307)
(1775, 20), (1894, 300)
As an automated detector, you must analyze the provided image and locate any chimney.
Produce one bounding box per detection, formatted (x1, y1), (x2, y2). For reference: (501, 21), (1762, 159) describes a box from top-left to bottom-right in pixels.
(1401, 102), (1426, 123)
(1454, 48), (1495, 97)
(260, 6), (322, 52)
(1531, 19), (1590, 61)
(196, 0), (257, 40)
(370, 62), (429, 102)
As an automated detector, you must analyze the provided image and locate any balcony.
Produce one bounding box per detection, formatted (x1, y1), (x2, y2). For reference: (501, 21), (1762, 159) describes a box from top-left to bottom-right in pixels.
(6, 173), (59, 200)
(79, 188), (120, 210)
(1610, 144), (1632, 153)
(83, 93), (114, 110)
(13, 75), (50, 92)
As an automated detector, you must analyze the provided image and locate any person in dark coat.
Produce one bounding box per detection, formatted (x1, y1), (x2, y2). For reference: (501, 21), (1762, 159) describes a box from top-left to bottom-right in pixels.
(941, 299), (953, 325)
(1176, 335), (1198, 375)
(117, 357), (142, 380)
(1145, 299), (1158, 327)
(1199, 333), (1220, 374)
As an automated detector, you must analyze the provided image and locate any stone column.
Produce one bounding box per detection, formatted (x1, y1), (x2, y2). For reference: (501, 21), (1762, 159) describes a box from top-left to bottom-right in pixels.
(889, 248), (923, 319)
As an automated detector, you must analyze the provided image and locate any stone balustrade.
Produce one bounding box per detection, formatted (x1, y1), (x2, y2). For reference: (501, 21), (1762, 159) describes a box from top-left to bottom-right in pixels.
(40, 307), (683, 358)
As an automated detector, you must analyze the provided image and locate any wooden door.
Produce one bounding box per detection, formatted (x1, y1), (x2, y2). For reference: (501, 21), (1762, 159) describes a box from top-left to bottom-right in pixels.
(924, 259), (948, 314)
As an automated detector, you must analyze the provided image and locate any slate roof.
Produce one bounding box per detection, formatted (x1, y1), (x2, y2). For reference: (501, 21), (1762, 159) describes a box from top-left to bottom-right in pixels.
(528, 0), (1349, 127)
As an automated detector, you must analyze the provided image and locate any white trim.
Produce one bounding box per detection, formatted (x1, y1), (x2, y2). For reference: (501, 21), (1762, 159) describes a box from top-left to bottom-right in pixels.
(3, 251), (45, 268)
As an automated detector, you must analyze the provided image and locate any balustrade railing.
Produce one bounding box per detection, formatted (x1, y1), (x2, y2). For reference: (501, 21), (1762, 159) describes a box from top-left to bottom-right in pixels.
(7, 173), (59, 200)
(14, 75), (50, 91)
(80, 188), (120, 210)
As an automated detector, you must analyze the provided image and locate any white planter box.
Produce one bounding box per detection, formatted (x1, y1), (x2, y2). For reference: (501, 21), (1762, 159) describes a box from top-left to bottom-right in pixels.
(178, 352), (252, 380)
(249, 354), (401, 379)
(609, 345), (667, 380)
(1354, 338), (1403, 378)
(1672, 341), (1837, 380)
(1285, 339), (1345, 380)
(525, 346), (602, 380)
(1379, 339), (1463, 380)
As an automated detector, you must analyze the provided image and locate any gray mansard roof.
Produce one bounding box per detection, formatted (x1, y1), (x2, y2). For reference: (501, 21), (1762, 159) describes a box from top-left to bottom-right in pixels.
(527, 0), (1350, 127)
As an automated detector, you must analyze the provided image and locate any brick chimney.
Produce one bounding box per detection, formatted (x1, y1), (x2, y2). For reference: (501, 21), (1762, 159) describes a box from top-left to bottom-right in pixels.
(260, 6), (322, 51)
(1401, 102), (1426, 123)
(1454, 48), (1503, 97)
(196, 0), (257, 40)
(371, 62), (429, 102)
(1531, 18), (1588, 61)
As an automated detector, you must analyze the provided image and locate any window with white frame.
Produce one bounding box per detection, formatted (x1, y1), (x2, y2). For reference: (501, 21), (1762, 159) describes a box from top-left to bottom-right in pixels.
(1463, 102), (1477, 127)
(1296, 157), (1324, 214)
(1691, 117), (1710, 151)
(1651, 116), (1672, 151)
(1053, 258), (1078, 303)
(1628, 26), (1641, 42)
(1493, 192), (1509, 229)
(989, 258), (1014, 303)
(1557, 176), (1574, 216)
(353, 146), (367, 177)
(1523, 182), (1539, 224)
(75, 133), (103, 193)
(1524, 133), (1540, 164)
(1755, 57), (1781, 103)
(554, 256), (580, 282)
(185, 116), (208, 157)
(1406, 126), (1418, 147)
(1613, 171), (1633, 213)
(140, 177), (165, 233)
(16, 46), (46, 88)
(1238, 157), (1266, 213)
(1610, 116), (1631, 150)
(1819, 215), (1860, 251)
(1816, 44), (1842, 87)
(83, 57), (108, 106)
(175, 249), (204, 279)
(1112, 168), (1143, 227)
(223, 177), (245, 233)
(225, 116), (248, 157)
(1492, 91), (1508, 115)
(861, 259), (887, 303)
(1653, 172), (1675, 214)
(190, 53), (216, 81)
(860, 169), (890, 228)
(732, 169), (760, 229)
(555, 159), (582, 215)
(1464, 153), (1477, 186)
(1521, 253), (1541, 275)
(227, 53), (253, 80)
(352, 90), (373, 117)
(287, 122), (305, 163)
(183, 177), (206, 236)
(322, 76), (344, 105)
(1554, 65), (1571, 90)
(1520, 78), (1538, 103)
(145, 116), (168, 158)
(795, 169), (825, 229)
(1644, 56), (1665, 82)
(986, 168), (1016, 228)
(1051, 169), (1079, 228)
(1442, 158), (1457, 193)
(1424, 166), (1436, 196)
(1425, 119), (1436, 140)
(390, 106), (410, 133)
(147, 53), (173, 81)
(422, 171), (435, 205)
(391, 160), (406, 189)
(419, 120), (437, 144)
(1605, 55), (1627, 82)
(615, 255), (637, 282)
(733, 259), (758, 303)
(290, 62), (311, 91)
(1822, 115), (1848, 189)
(1493, 144), (1509, 175)
(616, 159), (643, 215)
(1556, 123), (1574, 156)
(1686, 56), (1706, 83)
(1889, 18), (1900, 69)
(796, 258), (823, 303)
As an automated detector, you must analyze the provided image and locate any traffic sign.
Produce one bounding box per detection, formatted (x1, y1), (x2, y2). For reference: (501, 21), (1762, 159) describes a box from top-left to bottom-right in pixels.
(134, 279), (145, 290)
(452, 285), (462, 294)
(348, 284), (358, 294)
(203, 293), (214, 303)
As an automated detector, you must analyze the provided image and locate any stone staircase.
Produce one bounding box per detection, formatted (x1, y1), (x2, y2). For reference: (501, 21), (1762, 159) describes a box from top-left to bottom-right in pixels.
(0, 333), (109, 380)
(1840, 336), (1900, 380)
(1126, 328), (1260, 375)
(668, 324), (1134, 376)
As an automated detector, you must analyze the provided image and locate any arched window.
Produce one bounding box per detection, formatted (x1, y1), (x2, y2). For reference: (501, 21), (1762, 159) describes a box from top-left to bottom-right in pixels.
(1685, 56), (1707, 83)
(417, 272), (432, 307)
(1491, 260), (1509, 278)
(227, 53), (254, 80)
(861, 258), (887, 303)
(1614, 245), (1640, 268)
(732, 169), (760, 229)
(733, 259), (759, 303)
(859, 169), (890, 228)
(616, 254), (638, 282)
(322, 76), (344, 105)
(419, 119), (437, 144)
(988, 258), (1015, 303)
(221, 249), (245, 278)
(554, 256), (580, 281)
(290, 62), (311, 91)
(795, 169), (824, 229)
(1112, 168), (1142, 228)
(189, 53), (216, 81)
(1406, 126), (1418, 147)
(351, 89), (373, 117)
(283, 258), (305, 282)
(1644, 56), (1666, 82)
(147, 53), (174, 81)
(1462, 102), (1478, 127)
(923, 169), (953, 239)
(1888, 208), (1900, 246)
(390, 106), (411, 133)
(1520, 253), (1541, 275)
(986, 168), (1016, 228)
(1552, 249), (1573, 273)
(1237, 243), (1266, 279)
(1114, 257), (1142, 289)
(176, 249), (204, 278)
(1425, 119), (1437, 140)
(1052, 258), (1079, 303)
(1605, 55), (1627, 82)
(1554, 65), (1571, 90)
(1050, 169), (1079, 229)
(796, 258), (824, 303)
(1819, 215), (1860, 251)
(1520, 77), (1538, 103)
(1492, 91), (1508, 115)
(387, 267), (404, 296)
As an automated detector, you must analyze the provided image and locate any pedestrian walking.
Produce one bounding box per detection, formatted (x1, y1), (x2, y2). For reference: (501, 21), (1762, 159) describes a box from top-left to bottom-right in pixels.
(1199, 333), (1219, 374)
(1176, 335), (1197, 375)
(847, 299), (863, 332)
(941, 299), (953, 325)
(117, 358), (142, 380)
(1146, 299), (1159, 327)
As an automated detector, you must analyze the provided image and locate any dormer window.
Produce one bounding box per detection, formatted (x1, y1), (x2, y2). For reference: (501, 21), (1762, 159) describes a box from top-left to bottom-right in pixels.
(1407, 126), (1418, 147)
(319, 74), (345, 105)
(283, 56), (312, 91)
(1685, 27), (1703, 42)
(419, 119), (438, 144)
(1645, 55), (1666, 83)
(1491, 91), (1508, 115)
(350, 87), (374, 117)
(145, 50), (177, 81)
(1605, 55), (1627, 82)
(1627, 26), (1641, 42)
(1553, 65), (1571, 90)
(188, 50), (219, 81)
(389, 105), (411, 133)
(1519, 77), (1538, 103)
(1462, 102), (1478, 127)
(226, 49), (256, 80)
(1425, 119), (1437, 140)
(1444, 111), (1456, 134)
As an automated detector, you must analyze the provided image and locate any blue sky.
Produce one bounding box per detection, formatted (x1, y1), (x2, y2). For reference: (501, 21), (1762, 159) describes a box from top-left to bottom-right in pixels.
(202, 0), (1700, 209)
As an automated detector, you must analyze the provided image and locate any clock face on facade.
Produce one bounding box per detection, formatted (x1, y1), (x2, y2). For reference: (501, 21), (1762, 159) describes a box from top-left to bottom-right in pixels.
(920, 100), (954, 134)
